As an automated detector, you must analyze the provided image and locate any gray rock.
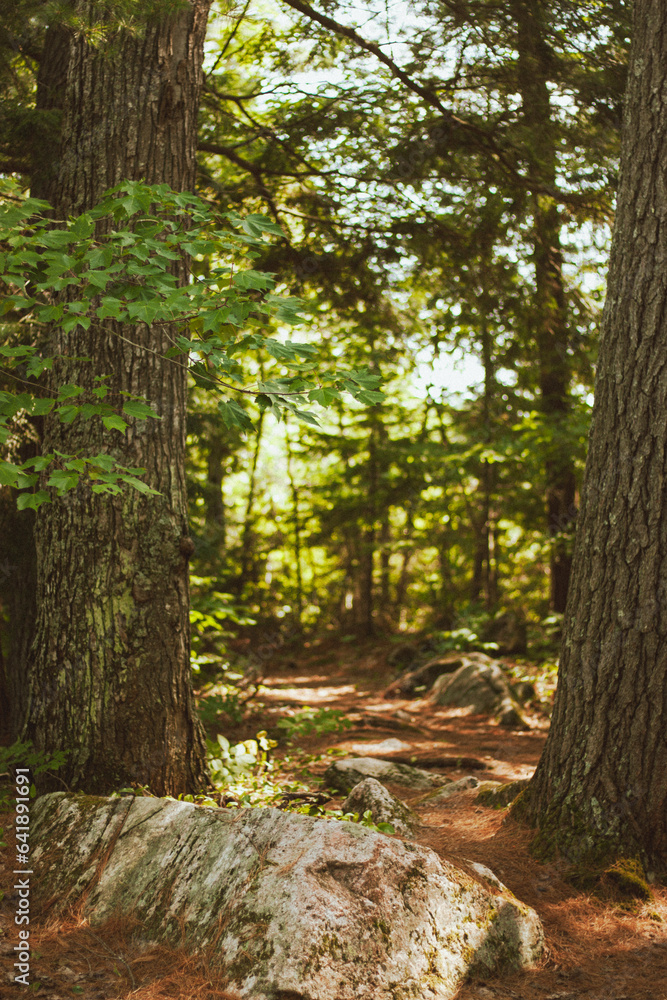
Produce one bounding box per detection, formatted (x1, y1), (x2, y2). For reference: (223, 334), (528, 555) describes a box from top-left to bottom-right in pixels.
(476, 779), (530, 808)
(417, 776), (480, 805)
(384, 652), (491, 700)
(342, 778), (419, 835)
(324, 756), (449, 793)
(31, 793), (544, 1000)
(467, 861), (508, 893)
(431, 661), (529, 728)
(347, 738), (412, 754)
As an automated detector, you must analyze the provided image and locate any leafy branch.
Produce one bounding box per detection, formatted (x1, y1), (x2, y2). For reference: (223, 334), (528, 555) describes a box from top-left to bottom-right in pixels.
(0, 179), (384, 507)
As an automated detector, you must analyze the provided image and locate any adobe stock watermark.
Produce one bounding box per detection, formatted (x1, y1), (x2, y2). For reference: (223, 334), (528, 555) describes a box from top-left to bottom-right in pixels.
(12, 768), (32, 986)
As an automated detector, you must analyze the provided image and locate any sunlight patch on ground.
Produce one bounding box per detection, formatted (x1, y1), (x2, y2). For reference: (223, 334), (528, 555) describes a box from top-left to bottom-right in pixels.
(261, 683), (360, 703)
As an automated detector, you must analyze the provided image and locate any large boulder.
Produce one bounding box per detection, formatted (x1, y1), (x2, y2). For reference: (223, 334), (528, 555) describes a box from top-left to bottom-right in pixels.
(384, 652), (492, 700)
(32, 793), (544, 1000)
(431, 661), (528, 728)
(341, 777), (419, 836)
(324, 756), (449, 793)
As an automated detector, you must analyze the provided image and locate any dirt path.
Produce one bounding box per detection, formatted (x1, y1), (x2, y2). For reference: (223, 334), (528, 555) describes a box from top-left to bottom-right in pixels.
(247, 640), (667, 1000)
(2, 639), (666, 999)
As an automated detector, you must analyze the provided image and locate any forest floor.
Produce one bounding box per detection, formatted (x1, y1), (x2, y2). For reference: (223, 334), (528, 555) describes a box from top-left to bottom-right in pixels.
(2, 636), (667, 999)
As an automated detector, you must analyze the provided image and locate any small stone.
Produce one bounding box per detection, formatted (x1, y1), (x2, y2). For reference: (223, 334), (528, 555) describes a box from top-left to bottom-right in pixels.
(347, 738), (412, 754)
(417, 776), (480, 805)
(324, 757), (449, 793)
(342, 778), (419, 836)
(384, 652), (490, 700)
(431, 661), (529, 728)
(467, 862), (507, 893)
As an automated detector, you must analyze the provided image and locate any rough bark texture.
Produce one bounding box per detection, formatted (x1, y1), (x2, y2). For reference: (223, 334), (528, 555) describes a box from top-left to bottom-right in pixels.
(521, 0), (667, 874)
(514, 0), (576, 613)
(24, 1), (211, 795)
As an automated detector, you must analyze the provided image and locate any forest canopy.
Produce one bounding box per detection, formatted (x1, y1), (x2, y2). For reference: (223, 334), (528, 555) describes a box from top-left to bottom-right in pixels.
(0, 0), (631, 660)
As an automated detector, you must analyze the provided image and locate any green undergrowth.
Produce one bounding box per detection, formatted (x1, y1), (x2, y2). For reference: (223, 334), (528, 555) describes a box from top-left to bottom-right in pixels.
(276, 706), (353, 742)
(0, 740), (68, 809)
(114, 728), (395, 835)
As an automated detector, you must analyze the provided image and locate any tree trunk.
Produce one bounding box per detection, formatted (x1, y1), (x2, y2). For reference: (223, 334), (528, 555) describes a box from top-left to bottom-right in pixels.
(284, 420), (303, 630)
(204, 427), (228, 556)
(24, 2), (211, 795)
(238, 409), (264, 595)
(519, 0), (667, 875)
(514, 0), (576, 614)
(356, 419), (378, 637)
(0, 23), (71, 739)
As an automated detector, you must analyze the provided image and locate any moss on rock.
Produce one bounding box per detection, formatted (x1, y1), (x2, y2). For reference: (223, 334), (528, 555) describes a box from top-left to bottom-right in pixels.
(475, 780), (529, 809)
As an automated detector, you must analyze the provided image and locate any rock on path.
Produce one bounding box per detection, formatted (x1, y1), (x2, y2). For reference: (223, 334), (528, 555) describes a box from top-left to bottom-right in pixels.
(32, 792), (544, 1000)
(324, 756), (450, 793)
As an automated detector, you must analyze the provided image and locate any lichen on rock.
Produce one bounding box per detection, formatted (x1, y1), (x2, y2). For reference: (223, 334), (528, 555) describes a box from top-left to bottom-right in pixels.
(431, 661), (529, 729)
(342, 777), (419, 835)
(324, 756), (450, 793)
(32, 792), (544, 1000)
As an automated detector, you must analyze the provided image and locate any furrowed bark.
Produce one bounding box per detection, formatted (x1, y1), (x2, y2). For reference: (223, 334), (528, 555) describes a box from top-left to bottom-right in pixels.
(519, 0), (667, 875)
(24, 1), (212, 795)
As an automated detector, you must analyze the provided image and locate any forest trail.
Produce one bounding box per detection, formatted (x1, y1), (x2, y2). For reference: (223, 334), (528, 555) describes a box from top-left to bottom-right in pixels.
(2, 639), (666, 1000)
(244, 639), (667, 1000)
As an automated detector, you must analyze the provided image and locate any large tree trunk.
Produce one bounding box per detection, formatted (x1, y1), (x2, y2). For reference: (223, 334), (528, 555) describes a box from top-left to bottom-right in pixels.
(514, 0), (576, 614)
(23, 2), (211, 795)
(519, 0), (667, 875)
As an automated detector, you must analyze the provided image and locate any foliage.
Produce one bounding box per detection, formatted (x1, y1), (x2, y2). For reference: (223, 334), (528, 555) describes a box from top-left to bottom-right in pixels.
(0, 739), (68, 809)
(276, 707), (353, 742)
(427, 627), (499, 656)
(0, 179), (383, 508)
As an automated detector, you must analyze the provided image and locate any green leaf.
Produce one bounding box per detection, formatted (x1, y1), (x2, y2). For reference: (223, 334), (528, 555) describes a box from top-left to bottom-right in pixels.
(39, 230), (76, 249)
(70, 214), (95, 239)
(16, 491), (50, 510)
(353, 389), (385, 405)
(308, 387), (342, 406)
(47, 470), (79, 494)
(232, 270), (274, 291)
(102, 415), (128, 432)
(56, 405), (80, 423)
(29, 398), (55, 416)
(217, 399), (254, 431)
(57, 385), (84, 400)
(118, 475), (161, 496)
(122, 400), (159, 420)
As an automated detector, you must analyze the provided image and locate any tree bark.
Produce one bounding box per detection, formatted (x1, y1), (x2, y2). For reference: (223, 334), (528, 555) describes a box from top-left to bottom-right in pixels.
(356, 418), (378, 637)
(519, 0), (667, 875)
(238, 408), (264, 595)
(0, 23), (71, 740)
(23, 1), (211, 795)
(514, 0), (576, 614)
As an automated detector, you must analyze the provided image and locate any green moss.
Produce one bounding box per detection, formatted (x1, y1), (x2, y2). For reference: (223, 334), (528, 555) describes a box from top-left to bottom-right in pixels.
(601, 858), (653, 903)
(476, 780), (529, 809)
(372, 917), (392, 948)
